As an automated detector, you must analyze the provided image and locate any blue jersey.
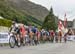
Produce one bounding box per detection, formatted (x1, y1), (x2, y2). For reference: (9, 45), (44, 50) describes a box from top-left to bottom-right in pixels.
(32, 28), (37, 33)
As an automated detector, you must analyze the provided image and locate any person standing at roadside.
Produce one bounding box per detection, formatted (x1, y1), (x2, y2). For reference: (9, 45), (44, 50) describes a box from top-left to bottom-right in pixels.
(58, 31), (62, 43)
(50, 30), (55, 43)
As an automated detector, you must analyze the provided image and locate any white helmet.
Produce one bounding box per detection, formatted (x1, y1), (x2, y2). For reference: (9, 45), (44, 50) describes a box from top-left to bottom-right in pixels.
(15, 23), (19, 27)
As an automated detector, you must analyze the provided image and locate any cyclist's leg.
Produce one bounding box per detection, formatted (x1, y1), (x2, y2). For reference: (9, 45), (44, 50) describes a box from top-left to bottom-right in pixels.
(34, 33), (37, 45)
(23, 35), (25, 45)
(12, 31), (20, 46)
(16, 33), (20, 41)
(29, 32), (32, 45)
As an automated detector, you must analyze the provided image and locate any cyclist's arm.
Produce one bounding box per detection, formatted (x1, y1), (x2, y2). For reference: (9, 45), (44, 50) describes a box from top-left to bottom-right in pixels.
(9, 26), (13, 32)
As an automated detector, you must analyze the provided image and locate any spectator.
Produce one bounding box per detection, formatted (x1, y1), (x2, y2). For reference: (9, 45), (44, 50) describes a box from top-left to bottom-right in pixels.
(50, 30), (55, 43)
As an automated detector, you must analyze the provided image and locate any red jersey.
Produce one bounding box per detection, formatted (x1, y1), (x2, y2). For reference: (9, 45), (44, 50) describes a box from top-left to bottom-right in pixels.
(20, 26), (26, 36)
(51, 32), (55, 36)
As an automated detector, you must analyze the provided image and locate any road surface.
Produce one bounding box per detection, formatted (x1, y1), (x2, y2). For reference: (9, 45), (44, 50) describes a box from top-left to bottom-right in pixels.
(0, 42), (75, 54)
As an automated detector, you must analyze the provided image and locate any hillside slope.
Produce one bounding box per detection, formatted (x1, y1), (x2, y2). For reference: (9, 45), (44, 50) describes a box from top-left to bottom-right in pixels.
(0, 0), (49, 25)
(7, 0), (49, 21)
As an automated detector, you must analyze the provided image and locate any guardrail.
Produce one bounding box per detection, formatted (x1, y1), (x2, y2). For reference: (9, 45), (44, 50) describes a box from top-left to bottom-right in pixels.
(0, 26), (9, 32)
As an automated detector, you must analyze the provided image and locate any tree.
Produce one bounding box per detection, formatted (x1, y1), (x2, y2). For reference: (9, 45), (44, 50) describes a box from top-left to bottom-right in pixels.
(42, 7), (57, 31)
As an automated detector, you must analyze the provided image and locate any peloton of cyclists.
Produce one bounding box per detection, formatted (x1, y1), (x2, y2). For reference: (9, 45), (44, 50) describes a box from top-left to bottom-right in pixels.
(9, 21), (70, 47)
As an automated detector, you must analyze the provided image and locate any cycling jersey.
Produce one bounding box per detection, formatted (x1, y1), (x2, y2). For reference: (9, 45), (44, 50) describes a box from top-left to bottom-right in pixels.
(20, 25), (26, 37)
(10, 24), (17, 32)
(10, 23), (19, 34)
(31, 27), (37, 34)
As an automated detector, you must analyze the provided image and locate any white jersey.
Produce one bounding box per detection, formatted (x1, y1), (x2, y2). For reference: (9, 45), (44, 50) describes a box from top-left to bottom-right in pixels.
(10, 24), (18, 32)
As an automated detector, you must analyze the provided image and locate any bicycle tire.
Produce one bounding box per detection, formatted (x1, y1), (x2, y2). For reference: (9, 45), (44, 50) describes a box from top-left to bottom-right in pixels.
(9, 36), (15, 48)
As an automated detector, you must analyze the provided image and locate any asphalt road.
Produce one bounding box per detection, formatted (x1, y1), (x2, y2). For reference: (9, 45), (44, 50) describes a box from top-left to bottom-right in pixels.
(0, 42), (75, 54)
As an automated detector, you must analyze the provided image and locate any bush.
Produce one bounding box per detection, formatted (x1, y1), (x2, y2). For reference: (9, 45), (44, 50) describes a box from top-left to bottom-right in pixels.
(0, 19), (12, 27)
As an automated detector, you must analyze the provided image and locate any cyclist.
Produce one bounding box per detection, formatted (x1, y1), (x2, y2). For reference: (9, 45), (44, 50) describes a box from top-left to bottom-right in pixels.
(31, 26), (38, 45)
(19, 23), (26, 45)
(28, 26), (34, 45)
(9, 21), (20, 45)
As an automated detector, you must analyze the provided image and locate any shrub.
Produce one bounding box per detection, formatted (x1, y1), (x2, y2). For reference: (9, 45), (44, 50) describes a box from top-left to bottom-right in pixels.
(0, 19), (12, 27)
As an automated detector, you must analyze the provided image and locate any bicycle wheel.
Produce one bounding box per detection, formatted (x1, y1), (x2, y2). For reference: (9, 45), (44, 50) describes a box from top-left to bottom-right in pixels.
(9, 36), (15, 48)
(17, 39), (21, 47)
